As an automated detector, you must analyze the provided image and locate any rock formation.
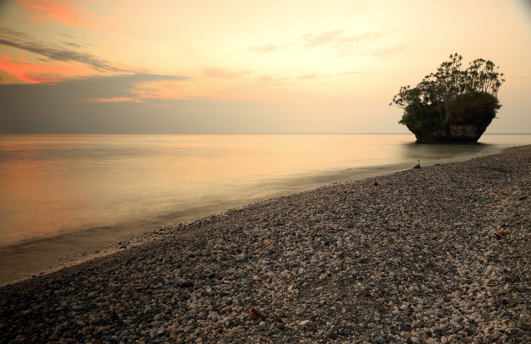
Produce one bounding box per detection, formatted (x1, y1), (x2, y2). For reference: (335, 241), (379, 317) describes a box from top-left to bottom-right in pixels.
(406, 121), (493, 143)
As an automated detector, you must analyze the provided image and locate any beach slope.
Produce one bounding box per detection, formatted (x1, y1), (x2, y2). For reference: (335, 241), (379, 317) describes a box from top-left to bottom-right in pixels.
(1, 145), (530, 343)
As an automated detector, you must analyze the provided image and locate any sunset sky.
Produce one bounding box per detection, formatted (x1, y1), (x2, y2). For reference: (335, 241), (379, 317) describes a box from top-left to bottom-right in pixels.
(0, 0), (530, 133)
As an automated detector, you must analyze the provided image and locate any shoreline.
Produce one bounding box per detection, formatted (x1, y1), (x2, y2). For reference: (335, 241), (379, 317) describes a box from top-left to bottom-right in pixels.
(0, 142), (515, 288)
(1, 145), (530, 343)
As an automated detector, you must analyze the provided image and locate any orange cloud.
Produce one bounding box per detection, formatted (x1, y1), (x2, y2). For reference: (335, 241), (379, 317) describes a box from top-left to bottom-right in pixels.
(138, 77), (288, 102)
(89, 97), (143, 103)
(77, 74), (295, 104)
(0, 55), (94, 83)
(16, 0), (98, 29)
(118, 80), (197, 101)
(90, 80), (190, 103)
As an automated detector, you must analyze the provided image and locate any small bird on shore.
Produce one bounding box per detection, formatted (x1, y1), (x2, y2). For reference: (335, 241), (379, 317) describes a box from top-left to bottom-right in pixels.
(413, 160), (421, 169)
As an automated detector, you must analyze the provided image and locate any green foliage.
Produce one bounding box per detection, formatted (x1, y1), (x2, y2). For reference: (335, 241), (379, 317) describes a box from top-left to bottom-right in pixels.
(447, 92), (501, 127)
(398, 102), (441, 131)
(390, 54), (505, 131)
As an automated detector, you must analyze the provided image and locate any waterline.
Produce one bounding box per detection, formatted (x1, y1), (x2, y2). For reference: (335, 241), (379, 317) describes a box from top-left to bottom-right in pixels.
(1, 133), (530, 285)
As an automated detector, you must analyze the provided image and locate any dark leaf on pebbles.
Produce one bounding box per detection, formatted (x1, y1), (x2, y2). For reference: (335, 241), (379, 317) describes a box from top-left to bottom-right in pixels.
(327, 330), (338, 339)
(177, 281), (194, 288)
(274, 315), (285, 323)
(249, 308), (266, 320)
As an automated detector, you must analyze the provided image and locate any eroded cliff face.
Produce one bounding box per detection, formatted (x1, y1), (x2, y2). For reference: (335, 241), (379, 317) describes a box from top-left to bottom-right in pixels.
(406, 123), (491, 143)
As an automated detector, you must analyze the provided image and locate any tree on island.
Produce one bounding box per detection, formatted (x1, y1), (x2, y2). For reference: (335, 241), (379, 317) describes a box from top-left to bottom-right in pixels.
(390, 53), (505, 143)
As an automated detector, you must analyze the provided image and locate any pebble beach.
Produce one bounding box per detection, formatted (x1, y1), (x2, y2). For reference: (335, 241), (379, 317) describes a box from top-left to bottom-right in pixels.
(1, 145), (530, 344)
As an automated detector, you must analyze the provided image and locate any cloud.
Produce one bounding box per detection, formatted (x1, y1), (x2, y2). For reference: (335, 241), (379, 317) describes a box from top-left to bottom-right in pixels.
(71, 73), (189, 101)
(0, 54), (90, 83)
(300, 29), (393, 57)
(303, 30), (388, 47)
(243, 29), (396, 58)
(189, 95), (216, 101)
(202, 68), (250, 79)
(368, 45), (405, 58)
(298, 70), (365, 80)
(15, 0), (99, 30)
(0, 73), (188, 103)
(0, 73), (297, 134)
(89, 97), (143, 103)
(0, 73), (190, 133)
(0, 27), (125, 73)
(63, 41), (82, 48)
(245, 43), (283, 53)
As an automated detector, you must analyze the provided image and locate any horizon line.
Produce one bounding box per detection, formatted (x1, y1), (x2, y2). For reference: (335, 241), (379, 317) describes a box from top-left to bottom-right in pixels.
(1, 132), (531, 135)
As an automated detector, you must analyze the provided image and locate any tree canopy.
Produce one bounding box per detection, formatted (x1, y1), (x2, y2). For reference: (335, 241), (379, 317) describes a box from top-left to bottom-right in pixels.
(390, 54), (505, 132)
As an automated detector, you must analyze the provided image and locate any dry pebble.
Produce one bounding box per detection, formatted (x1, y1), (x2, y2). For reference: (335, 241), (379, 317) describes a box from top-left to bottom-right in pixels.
(1, 145), (531, 344)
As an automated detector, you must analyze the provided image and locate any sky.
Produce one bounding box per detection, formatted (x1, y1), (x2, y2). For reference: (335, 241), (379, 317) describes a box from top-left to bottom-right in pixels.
(0, 0), (530, 134)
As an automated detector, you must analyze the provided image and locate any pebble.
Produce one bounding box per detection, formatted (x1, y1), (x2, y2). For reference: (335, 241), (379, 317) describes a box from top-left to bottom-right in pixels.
(1, 145), (531, 343)
(327, 330), (338, 339)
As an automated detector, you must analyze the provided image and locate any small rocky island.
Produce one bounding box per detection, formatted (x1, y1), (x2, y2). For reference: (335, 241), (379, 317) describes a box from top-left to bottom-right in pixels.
(391, 54), (505, 143)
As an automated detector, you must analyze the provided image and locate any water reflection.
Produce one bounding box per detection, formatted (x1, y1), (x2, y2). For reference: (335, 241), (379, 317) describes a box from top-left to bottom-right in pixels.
(399, 142), (497, 163)
(0, 133), (530, 286)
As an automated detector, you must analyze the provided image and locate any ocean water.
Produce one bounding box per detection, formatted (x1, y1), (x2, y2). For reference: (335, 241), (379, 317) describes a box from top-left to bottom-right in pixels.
(1, 133), (530, 285)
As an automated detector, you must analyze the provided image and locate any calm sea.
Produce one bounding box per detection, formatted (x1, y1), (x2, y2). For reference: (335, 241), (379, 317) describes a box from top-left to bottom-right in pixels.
(1, 133), (530, 285)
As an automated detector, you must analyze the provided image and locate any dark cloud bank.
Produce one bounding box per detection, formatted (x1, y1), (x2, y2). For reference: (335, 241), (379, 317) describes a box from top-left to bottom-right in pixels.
(0, 27), (125, 72)
(0, 27), (298, 134)
(0, 74), (293, 134)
